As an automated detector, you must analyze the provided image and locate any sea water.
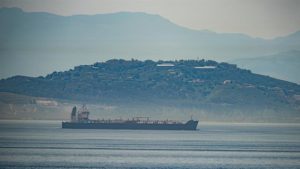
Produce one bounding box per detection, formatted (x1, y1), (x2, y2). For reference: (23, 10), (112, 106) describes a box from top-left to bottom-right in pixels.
(0, 120), (300, 169)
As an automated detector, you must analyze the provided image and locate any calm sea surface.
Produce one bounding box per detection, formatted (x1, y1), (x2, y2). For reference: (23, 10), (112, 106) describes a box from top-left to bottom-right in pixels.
(0, 120), (300, 169)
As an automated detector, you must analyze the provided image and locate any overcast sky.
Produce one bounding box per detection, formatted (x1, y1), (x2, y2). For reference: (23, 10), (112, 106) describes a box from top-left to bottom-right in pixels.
(1, 0), (300, 39)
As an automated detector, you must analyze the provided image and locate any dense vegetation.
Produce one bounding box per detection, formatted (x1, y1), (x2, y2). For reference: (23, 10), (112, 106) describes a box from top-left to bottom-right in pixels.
(1, 59), (300, 107)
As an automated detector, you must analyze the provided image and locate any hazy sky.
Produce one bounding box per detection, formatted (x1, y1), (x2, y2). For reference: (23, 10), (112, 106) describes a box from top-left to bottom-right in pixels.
(1, 0), (300, 39)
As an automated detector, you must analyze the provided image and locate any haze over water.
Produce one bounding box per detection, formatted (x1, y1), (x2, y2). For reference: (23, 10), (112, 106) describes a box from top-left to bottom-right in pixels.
(0, 120), (300, 169)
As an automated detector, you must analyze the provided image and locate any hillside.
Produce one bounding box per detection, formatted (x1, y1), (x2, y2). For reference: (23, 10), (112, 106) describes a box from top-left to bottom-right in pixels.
(1, 7), (300, 80)
(232, 50), (300, 84)
(0, 59), (300, 122)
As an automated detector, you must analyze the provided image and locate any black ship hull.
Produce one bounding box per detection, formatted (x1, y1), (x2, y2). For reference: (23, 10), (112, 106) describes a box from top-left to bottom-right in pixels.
(62, 120), (198, 130)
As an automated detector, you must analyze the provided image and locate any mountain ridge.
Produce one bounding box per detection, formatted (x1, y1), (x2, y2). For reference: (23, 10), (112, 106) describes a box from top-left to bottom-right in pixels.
(1, 7), (296, 40)
(1, 7), (300, 80)
(232, 50), (300, 84)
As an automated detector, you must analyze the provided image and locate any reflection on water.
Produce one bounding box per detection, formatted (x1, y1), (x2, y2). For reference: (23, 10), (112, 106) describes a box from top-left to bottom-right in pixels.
(0, 120), (300, 169)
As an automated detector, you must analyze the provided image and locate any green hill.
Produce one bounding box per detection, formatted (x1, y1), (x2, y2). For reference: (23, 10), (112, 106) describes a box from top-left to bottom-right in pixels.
(0, 59), (300, 122)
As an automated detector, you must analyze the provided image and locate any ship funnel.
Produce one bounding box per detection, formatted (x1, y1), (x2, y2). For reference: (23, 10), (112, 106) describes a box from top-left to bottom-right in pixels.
(71, 106), (77, 122)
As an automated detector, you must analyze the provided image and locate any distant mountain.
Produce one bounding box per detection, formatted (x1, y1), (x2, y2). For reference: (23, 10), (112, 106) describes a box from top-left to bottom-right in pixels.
(1, 7), (300, 79)
(1, 59), (300, 122)
(232, 50), (300, 84)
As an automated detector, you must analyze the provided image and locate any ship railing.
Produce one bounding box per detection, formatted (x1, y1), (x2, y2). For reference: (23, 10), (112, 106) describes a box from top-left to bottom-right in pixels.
(77, 118), (183, 124)
(136, 120), (183, 124)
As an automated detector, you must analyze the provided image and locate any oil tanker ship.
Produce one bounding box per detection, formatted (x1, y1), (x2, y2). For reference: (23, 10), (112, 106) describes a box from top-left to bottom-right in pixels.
(62, 106), (198, 130)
